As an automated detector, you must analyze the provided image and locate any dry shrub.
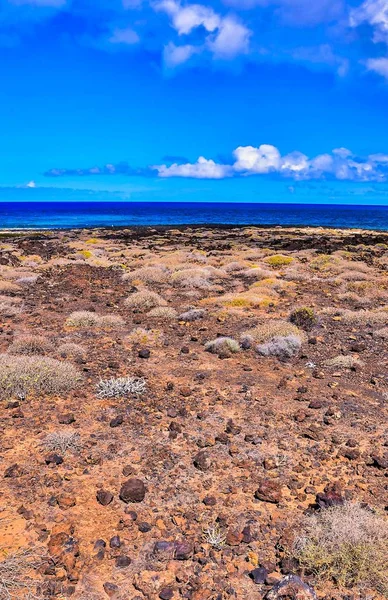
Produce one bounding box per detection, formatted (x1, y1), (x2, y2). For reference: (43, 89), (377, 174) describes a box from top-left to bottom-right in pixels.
(0, 548), (44, 599)
(341, 309), (388, 327)
(7, 335), (53, 356)
(56, 342), (86, 360)
(124, 290), (167, 312)
(324, 355), (363, 369)
(205, 337), (240, 355)
(223, 261), (246, 272)
(242, 319), (305, 345)
(171, 267), (225, 289)
(0, 280), (21, 292)
(0, 355), (83, 399)
(96, 376), (146, 398)
(123, 265), (170, 284)
(125, 327), (163, 346)
(373, 327), (388, 339)
(43, 430), (81, 454)
(65, 311), (125, 329)
(0, 296), (22, 317)
(337, 270), (373, 282)
(292, 503), (388, 593)
(98, 314), (125, 329)
(65, 311), (99, 327)
(242, 267), (273, 280)
(148, 306), (177, 319)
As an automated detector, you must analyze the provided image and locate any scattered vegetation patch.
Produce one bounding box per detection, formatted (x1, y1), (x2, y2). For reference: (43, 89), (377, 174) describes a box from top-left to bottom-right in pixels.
(7, 335), (53, 356)
(0, 355), (83, 399)
(205, 337), (240, 355)
(292, 503), (388, 593)
(257, 335), (302, 360)
(124, 290), (167, 312)
(125, 327), (163, 346)
(96, 376), (147, 398)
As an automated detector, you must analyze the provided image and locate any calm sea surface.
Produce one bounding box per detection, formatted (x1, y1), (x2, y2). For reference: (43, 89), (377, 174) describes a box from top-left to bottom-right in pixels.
(0, 202), (388, 230)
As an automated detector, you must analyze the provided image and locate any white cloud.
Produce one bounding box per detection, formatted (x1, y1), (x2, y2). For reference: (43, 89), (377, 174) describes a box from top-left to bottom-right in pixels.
(233, 144), (281, 173)
(369, 153), (388, 163)
(26, 181), (36, 188)
(154, 144), (388, 182)
(365, 57), (388, 79)
(163, 41), (199, 66)
(209, 16), (251, 58)
(280, 151), (309, 173)
(154, 156), (232, 179)
(155, 0), (251, 63)
(109, 27), (140, 44)
(155, 0), (220, 34)
(350, 0), (388, 45)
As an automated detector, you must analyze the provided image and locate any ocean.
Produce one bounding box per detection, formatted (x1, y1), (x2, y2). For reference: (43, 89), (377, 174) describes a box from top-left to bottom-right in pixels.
(0, 202), (388, 230)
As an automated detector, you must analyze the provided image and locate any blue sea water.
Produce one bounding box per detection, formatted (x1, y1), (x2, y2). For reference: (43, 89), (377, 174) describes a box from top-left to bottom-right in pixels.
(0, 202), (388, 230)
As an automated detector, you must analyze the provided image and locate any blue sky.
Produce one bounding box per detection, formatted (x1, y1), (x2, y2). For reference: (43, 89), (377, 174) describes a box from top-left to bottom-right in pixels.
(1, 0), (388, 203)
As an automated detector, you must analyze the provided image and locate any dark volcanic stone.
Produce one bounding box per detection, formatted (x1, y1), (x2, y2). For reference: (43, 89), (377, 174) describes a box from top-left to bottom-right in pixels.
(203, 495), (217, 506)
(159, 587), (174, 600)
(193, 450), (211, 471)
(4, 464), (23, 478)
(250, 567), (268, 584)
(138, 521), (152, 533)
(138, 348), (150, 359)
(174, 540), (193, 560)
(45, 453), (64, 465)
(96, 489), (114, 506)
(119, 478), (146, 503)
(115, 555), (131, 568)
(109, 535), (121, 549)
(58, 413), (75, 424)
(110, 415), (123, 428)
(316, 482), (344, 508)
(103, 582), (119, 597)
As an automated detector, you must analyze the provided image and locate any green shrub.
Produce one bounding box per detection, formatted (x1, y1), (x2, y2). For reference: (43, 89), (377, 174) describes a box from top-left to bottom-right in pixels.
(289, 307), (317, 331)
(264, 254), (294, 267)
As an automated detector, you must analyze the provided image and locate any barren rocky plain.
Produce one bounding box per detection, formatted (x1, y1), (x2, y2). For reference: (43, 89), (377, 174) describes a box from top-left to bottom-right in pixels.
(0, 226), (387, 600)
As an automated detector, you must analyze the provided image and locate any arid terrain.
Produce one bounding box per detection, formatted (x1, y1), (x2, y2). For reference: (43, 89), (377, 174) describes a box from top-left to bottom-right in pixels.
(0, 226), (387, 600)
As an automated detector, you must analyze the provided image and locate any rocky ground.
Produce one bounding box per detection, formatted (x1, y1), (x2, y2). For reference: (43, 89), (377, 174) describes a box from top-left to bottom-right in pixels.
(0, 226), (387, 600)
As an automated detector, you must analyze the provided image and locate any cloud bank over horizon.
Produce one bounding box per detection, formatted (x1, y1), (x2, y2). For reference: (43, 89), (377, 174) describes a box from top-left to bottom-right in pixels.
(45, 144), (388, 183)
